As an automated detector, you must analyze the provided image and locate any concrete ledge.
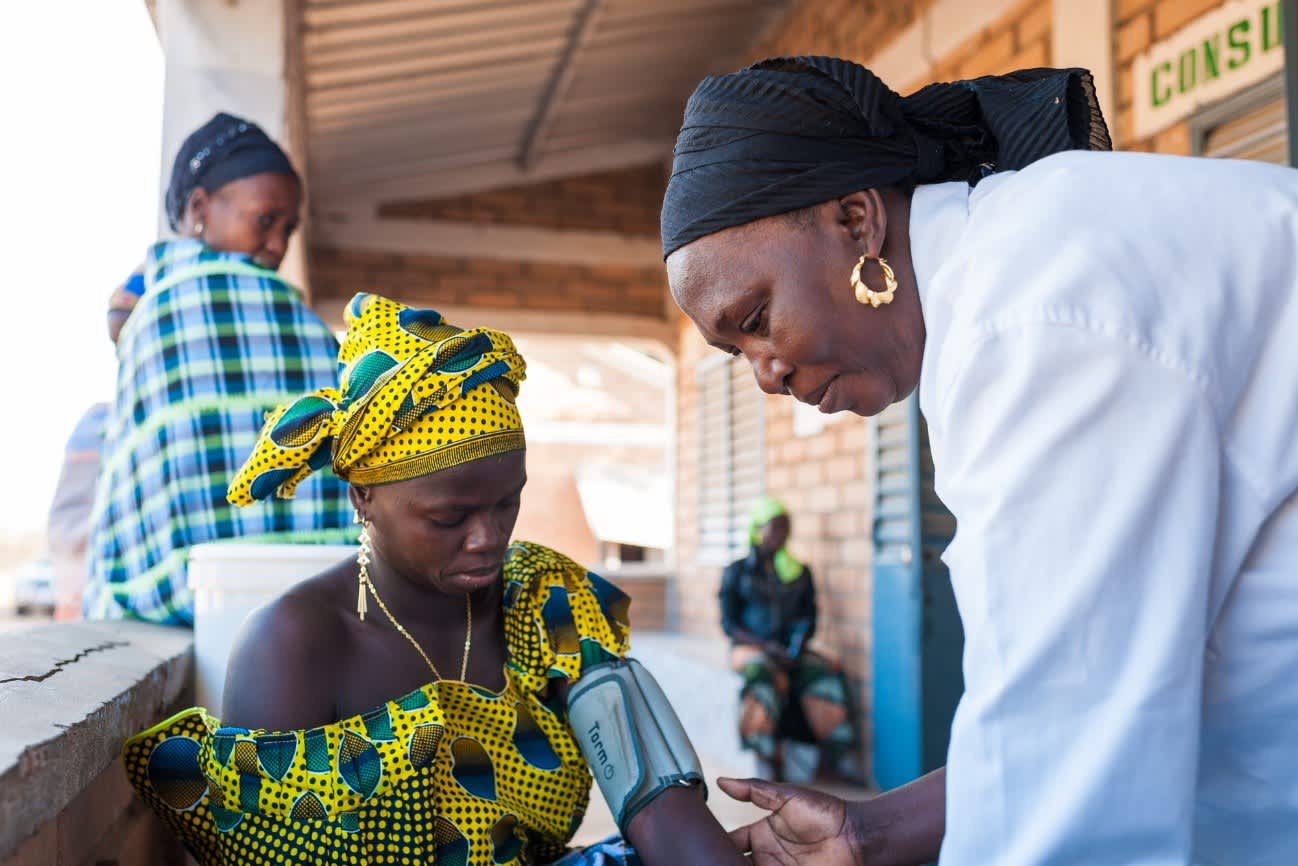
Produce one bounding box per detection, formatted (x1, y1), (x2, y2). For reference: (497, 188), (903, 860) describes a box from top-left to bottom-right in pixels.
(0, 621), (193, 862)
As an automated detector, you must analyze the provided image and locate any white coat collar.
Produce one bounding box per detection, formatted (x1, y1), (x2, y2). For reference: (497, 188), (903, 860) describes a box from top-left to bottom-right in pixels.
(908, 180), (972, 415)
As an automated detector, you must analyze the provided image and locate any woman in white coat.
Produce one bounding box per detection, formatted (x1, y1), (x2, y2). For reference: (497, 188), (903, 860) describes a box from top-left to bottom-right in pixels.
(663, 56), (1298, 866)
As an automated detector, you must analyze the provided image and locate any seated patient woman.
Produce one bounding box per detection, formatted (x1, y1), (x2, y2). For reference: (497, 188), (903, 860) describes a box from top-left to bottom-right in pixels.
(721, 497), (855, 781)
(123, 294), (743, 866)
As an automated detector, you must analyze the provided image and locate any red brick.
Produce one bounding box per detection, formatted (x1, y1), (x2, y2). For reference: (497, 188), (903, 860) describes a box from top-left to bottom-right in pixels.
(1116, 13), (1153, 62)
(807, 433), (835, 459)
(376, 163), (665, 237)
(1153, 121), (1192, 155)
(1017, 0), (1052, 44)
(958, 30), (1017, 78)
(1118, 66), (1135, 107)
(1007, 37), (1050, 70)
(1155, 0), (1227, 39)
(1117, 0), (1157, 23)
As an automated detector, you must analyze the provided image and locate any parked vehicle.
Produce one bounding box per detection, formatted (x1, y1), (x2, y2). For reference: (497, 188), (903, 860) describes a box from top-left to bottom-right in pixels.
(14, 558), (55, 616)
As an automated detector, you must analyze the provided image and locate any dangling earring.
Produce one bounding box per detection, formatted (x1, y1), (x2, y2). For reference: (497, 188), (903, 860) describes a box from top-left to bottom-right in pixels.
(851, 253), (899, 308)
(194, 221), (205, 240)
(356, 514), (371, 621)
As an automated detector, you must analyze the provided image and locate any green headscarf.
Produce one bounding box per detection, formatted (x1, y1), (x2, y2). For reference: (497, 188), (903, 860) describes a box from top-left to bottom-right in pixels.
(748, 495), (805, 583)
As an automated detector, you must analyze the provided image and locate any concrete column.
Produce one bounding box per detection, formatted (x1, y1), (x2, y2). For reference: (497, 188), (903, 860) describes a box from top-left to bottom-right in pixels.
(155, 0), (310, 291)
(1052, 0), (1117, 145)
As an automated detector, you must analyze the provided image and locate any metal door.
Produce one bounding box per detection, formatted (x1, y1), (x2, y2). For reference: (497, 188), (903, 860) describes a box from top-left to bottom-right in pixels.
(870, 394), (962, 790)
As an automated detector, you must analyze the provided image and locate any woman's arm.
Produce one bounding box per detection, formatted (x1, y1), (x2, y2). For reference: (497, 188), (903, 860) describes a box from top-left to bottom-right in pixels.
(556, 676), (747, 866)
(786, 566), (817, 658)
(719, 561), (768, 649)
(624, 784), (748, 866)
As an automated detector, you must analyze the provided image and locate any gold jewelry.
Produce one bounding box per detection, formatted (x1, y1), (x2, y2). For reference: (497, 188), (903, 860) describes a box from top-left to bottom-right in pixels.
(356, 518), (473, 681)
(356, 519), (371, 621)
(851, 253), (899, 308)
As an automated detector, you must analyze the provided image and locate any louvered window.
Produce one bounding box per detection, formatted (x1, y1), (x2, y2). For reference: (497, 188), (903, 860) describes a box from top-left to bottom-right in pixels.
(872, 396), (957, 567)
(1194, 75), (1286, 165)
(696, 355), (766, 564)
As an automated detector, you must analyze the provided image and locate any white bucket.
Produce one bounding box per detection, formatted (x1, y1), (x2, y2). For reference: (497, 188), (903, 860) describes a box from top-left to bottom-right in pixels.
(189, 542), (355, 715)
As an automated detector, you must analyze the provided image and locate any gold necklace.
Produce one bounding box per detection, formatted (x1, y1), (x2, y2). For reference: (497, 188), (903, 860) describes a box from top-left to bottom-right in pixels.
(361, 571), (472, 682)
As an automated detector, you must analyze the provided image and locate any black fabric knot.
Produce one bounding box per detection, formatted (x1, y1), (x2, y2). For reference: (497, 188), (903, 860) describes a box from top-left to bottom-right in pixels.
(661, 56), (1112, 258)
(910, 129), (946, 183)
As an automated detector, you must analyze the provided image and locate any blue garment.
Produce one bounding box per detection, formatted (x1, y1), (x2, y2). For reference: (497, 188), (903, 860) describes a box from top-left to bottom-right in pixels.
(553, 836), (640, 866)
(719, 547), (816, 655)
(65, 402), (110, 453)
(123, 270), (146, 298)
(85, 239), (355, 625)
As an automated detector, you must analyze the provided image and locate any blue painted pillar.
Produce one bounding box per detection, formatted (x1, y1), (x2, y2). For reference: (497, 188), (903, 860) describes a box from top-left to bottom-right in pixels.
(870, 394), (963, 790)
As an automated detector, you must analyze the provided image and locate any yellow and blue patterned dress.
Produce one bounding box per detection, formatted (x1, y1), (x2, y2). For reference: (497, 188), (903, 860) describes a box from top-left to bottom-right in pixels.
(124, 542), (634, 865)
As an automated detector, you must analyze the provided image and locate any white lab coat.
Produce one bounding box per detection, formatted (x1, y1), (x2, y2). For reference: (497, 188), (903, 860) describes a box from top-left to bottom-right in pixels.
(912, 151), (1298, 866)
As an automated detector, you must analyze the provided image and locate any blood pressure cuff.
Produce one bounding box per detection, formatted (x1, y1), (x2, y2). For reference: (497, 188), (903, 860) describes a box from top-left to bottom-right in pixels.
(566, 657), (706, 834)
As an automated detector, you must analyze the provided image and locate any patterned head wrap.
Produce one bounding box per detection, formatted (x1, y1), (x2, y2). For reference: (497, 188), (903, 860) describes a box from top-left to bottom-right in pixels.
(165, 112), (299, 232)
(229, 293), (526, 504)
(749, 495), (805, 584)
(661, 56), (1111, 257)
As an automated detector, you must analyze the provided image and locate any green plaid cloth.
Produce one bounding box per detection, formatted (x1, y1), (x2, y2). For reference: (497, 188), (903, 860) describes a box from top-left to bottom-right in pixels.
(85, 240), (355, 625)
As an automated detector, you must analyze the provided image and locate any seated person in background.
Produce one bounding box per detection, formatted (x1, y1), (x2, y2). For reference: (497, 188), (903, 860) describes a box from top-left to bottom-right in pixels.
(84, 112), (353, 624)
(124, 294), (745, 866)
(48, 273), (144, 620)
(721, 497), (855, 782)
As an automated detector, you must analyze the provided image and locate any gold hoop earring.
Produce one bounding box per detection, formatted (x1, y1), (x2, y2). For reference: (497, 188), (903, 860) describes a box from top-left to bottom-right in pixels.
(356, 518), (372, 621)
(851, 254), (899, 308)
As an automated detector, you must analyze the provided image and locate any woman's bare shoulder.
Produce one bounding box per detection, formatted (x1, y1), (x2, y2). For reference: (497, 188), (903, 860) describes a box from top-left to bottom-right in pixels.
(220, 563), (353, 729)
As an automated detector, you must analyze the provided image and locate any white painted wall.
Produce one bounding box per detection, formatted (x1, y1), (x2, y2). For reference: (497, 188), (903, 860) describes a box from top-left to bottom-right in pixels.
(154, 0), (308, 288)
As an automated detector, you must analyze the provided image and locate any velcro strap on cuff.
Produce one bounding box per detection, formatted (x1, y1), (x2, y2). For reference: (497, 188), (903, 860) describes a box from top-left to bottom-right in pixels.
(566, 657), (706, 834)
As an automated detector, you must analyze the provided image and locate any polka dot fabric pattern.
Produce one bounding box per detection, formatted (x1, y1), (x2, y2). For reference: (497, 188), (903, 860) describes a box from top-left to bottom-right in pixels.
(123, 542), (632, 866)
(228, 293), (527, 505)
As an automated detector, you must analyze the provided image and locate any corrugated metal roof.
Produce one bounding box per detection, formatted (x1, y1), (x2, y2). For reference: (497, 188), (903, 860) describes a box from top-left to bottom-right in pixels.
(302, 0), (789, 206)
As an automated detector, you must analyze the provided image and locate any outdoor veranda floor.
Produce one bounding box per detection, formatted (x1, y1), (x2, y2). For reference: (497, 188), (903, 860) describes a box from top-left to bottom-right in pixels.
(571, 631), (870, 845)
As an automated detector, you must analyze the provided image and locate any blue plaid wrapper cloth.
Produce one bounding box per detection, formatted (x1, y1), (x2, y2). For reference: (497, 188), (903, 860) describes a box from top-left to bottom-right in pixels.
(85, 240), (355, 625)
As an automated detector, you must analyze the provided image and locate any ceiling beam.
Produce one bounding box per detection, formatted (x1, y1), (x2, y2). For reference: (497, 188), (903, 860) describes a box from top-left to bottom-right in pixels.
(312, 107), (538, 166)
(308, 55), (551, 109)
(310, 298), (675, 349)
(307, 38), (564, 92)
(316, 138), (671, 207)
(519, 0), (602, 169)
(309, 17), (570, 72)
(303, 0), (577, 33)
(312, 209), (662, 269)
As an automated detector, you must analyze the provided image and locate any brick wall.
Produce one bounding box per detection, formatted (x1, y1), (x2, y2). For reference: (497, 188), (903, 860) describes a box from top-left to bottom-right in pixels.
(672, 317), (710, 638)
(925, 0), (1053, 82)
(376, 163), (666, 237)
(309, 245), (668, 322)
(515, 441), (666, 568)
(753, 0), (1049, 89)
(762, 402), (873, 680)
(1113, 0), (1228, 152)
(754, 0), (934, 61)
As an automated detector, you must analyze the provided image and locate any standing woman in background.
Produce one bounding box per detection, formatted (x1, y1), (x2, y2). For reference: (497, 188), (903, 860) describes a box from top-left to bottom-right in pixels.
(85, 112), (354, 625)
(47, 273), (143, 620)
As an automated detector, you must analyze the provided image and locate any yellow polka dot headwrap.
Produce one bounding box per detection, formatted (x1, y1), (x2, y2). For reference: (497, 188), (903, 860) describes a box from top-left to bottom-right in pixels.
(229, 293), (526, 504)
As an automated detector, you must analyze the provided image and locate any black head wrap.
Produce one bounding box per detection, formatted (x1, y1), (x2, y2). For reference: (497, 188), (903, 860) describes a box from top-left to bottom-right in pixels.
(165, 112), (299, 231)
(660, 57), (1111, 258)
